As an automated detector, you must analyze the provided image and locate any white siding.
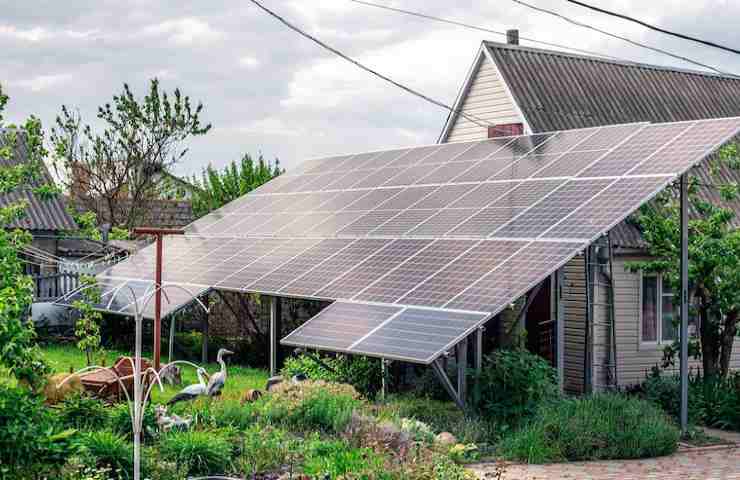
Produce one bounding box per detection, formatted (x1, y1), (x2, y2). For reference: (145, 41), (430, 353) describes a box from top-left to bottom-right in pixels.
(610, 255), (740, 387)
(445, 56), (523, 143)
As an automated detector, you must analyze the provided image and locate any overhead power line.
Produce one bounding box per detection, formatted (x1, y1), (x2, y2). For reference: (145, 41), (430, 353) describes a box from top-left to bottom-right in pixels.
(348, 0), (627, 61)
(563, 0), (740, 56)
(246, 0), (495, 129)
(509, 0), (735, 77)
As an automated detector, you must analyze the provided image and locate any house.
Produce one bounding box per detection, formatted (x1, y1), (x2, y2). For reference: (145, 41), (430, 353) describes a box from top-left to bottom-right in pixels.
(0, 129), (77, 278)
(441, 37), (740, 392)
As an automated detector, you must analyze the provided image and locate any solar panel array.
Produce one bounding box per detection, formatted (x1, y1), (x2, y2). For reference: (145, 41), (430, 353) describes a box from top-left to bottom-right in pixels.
(79, 118), (740, 364)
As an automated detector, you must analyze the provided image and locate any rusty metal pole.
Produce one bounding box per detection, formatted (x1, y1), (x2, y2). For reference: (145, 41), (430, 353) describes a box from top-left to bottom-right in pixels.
(132, 227), (184, 371)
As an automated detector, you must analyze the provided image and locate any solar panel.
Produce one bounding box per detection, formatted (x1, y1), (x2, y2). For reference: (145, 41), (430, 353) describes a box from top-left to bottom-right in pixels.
(90, 118), (740, 363)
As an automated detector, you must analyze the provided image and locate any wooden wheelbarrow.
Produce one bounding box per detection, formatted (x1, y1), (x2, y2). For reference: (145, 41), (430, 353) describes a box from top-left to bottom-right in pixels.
(79, 356), (154, 402)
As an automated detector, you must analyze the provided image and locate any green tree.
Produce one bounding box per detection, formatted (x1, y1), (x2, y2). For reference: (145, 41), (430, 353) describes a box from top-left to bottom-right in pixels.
(190, 153), (282, 217)
(51, 78), (211, 230)
(71, 275), (104, 366)
(0, 84), (53, 388)
(628, 143), (740, 379)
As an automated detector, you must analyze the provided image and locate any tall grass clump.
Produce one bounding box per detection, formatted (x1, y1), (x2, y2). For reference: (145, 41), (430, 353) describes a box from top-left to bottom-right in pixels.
(58, 392), (109, 430)
(77, 431), (133, 477)
(499, 393), (679, 463)
(158, 429), (233, 476)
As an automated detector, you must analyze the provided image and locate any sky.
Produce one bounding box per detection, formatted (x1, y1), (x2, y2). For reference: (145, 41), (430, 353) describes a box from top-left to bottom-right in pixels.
(2, 0), (740, 178)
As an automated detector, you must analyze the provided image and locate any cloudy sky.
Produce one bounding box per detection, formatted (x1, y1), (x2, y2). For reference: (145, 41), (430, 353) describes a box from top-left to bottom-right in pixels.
(2, 0), (740, 177)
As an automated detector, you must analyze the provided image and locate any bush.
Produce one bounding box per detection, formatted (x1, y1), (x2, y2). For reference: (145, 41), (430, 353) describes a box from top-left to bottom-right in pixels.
(642, 371), (740, 430)
(108, 403), (157, 440)
(235, 424), (295, 475)
(474, 349), (559, 424)
(77, 431), (133, 477)
(261, 380), (362, 433)
(281, 353), (381, 397)
(498, 394), (679, 463)
(158, 429), (233, 476)
(301, 437), (384, 478)
(58, 392), (109, 430)
(0, 385), (77, 477)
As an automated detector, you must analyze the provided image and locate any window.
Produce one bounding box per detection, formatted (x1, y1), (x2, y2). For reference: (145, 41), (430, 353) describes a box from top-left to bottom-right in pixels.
(640, 273), (697, 345)
(488, 123), (524, 138)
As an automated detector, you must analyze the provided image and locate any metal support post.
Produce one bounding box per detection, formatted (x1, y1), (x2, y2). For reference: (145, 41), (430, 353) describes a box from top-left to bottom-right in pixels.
(168, 316), (176, 362)
(456, 340), (468, 405)
(201, 293), (209, 363)
(556, 268), (565, 391)
(680, 174), (689, 433)
(381, 359), (388, 401)
(269, 296), (282, 376)
(475, 327), (484, 375)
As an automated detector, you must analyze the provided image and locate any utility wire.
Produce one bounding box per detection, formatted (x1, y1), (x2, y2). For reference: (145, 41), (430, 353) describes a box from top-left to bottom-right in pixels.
(562, 0), (740, 56)
(245, 0), (496, 129)
(509, 0), (736, 77)
(348, 0), (627, 61)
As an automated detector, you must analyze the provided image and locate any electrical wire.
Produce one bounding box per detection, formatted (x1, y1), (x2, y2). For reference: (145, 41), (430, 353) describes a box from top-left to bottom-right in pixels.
(245, 0), (498, 129)
(562, 0), (740, 56)
(508, 0), (737, 77)
(347, 0), (628, 62)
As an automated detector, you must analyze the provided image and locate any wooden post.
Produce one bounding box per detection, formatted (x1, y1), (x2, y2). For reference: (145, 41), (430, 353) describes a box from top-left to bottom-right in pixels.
(132, 227), (184, 371)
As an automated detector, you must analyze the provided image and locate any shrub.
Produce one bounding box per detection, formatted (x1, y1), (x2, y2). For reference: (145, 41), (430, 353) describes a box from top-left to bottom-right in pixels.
(474, 349), (559, 424)
(0, 385), (77, 477)
(210, 399), (258, 430)
(158, 429), (233, 476)
(58, 392), (109, 430)
(235, 424), (295, 475)
(301, 437), (384, 478)
(77, 431), (133, 477)
(498, 393), (679, 463)
(642, 371), (740, 430)
(108, 403), (157, 440)
(281, 353), (381, 397)
(141, 448), (188, 480)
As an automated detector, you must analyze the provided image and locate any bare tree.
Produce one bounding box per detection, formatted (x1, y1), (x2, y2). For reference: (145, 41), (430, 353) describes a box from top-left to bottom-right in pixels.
(51, 79), (211, 229)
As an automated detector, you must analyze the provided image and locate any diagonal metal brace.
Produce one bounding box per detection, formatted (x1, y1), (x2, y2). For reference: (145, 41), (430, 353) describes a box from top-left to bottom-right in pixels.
(431, 357), (465, 410)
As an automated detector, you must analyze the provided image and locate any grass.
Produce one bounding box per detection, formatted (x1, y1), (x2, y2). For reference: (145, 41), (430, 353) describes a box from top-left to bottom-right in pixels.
(40, 344), (268, 404)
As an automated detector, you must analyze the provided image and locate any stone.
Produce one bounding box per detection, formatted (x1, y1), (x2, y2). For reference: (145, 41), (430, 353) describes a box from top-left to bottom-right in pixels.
(435, 432), (458, 446)
(43, 373), (84, 405)
(265, 375), (284, 391)
(291, 373), (308, 384)
(240, 388), (263, 404)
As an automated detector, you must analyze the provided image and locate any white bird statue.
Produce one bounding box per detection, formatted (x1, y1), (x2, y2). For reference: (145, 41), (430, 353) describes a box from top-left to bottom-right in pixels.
(206, 348), (234, 397)
(166, 367), (210, 405)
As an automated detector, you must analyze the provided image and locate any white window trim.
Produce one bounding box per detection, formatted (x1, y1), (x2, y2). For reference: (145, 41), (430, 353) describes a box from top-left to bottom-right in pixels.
(638, 272), (676, 349)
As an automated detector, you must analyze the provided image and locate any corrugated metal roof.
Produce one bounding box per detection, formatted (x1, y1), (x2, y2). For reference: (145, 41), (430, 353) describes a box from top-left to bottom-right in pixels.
(0, 130), (76, 231)
(486, 41), (740, 249)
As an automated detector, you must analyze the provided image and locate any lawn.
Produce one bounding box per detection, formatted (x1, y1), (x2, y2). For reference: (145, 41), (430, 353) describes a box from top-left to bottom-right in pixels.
(41, 343), (269, 404)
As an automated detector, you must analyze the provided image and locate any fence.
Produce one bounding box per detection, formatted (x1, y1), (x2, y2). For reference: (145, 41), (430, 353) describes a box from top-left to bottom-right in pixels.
(32, 272), (80, 302)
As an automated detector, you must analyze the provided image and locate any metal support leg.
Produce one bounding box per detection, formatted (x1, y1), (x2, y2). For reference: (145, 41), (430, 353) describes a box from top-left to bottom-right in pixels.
(556, 268), (565, 392)
(432, 358), (464, 409)
(457, 340), (467, 405)
(381, 359), (387, 401)
(269, 297), (281, 376)
(201, 293), (209, 364)
(475, 327), (483, 375)
(680, 175), (689, 433)
(168, 316), (176, 362)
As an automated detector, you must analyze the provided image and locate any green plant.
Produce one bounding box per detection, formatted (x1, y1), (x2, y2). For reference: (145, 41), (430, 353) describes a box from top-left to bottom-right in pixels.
(141, 448), (188, 480)
(158, 429), (233, 476)
(301, 437), (383, 478)
(287, 390), (359, 433)
(0, 385), (77, 477)
(77, 431), (132, 478)
(474, 348), (559, 424)
(281, 353), (382, 397)
(58, 392), (109, 431)
(431, 455), (476, 480)
(71, 275), (104, 366)
(210, 399), (258, 430)
(498, 393), (679, 463)
(236, 424), (294, 475)
(108, 403), (157, 440)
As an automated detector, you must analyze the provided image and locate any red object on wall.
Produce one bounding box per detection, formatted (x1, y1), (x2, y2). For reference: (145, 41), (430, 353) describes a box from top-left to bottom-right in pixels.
(488, 123), (524, 138)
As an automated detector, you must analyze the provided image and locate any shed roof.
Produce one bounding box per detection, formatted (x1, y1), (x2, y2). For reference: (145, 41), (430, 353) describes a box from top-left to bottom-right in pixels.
(485, 41), (740, 248)
(0, 130), (76, 231)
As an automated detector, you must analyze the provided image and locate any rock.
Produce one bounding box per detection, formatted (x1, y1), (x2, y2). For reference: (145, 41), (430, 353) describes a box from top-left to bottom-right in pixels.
(240, 389), (263, 404)
(435, 432), (457, 446)
(291, 373), (308, 384)
(43, 373), (83, 405)
(159, 365), (182, 386)
(265, 375), (284, 391)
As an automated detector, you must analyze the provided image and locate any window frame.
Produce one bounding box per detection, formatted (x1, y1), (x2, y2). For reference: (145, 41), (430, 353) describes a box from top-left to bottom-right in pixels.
(639, 272), (676, 348)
